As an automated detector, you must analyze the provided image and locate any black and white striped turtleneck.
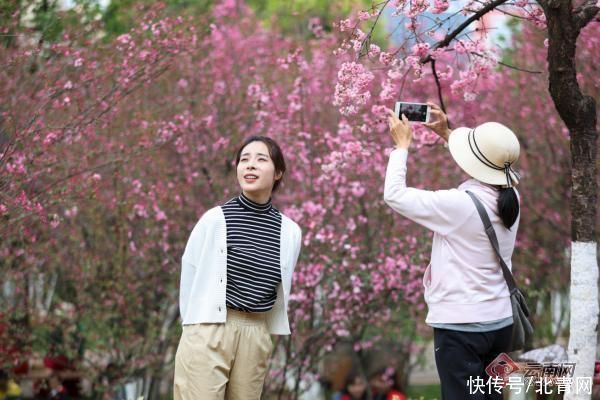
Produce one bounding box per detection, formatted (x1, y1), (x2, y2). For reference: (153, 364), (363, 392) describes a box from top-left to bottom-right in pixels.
(222, 193), (282, 312)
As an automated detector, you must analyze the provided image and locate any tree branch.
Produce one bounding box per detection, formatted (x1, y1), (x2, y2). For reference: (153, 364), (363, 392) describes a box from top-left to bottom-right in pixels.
(494, 8), (536, 21)
(359, 0), (392, 58)
(471, 52), (543, 74)
(421, 0), (510, 63)
(430, 60), (448, 115)
(496, 60), (543, 74)
(574, 0), (599, 30)
(547, 0), (561, 8)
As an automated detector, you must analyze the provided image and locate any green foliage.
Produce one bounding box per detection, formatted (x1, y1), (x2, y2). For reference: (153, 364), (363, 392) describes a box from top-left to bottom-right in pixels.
(103, 0), (213, 36)
(102, 0), (135, 35)
(246, 0), (355, 33)
(498, 16), (524, 67)
(102, 0), (389, 43)
(3, 0), (389, 45)
(246, 0), (388, 44)
(0, 0), (21, 47)
(2, 0), (66, 44)
(406, 384), (441, 400)
(0, 0), (104, 46)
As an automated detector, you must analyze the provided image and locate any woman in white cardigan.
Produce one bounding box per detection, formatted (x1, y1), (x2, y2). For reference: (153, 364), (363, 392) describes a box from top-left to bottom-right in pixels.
(174, 136), (302, 400)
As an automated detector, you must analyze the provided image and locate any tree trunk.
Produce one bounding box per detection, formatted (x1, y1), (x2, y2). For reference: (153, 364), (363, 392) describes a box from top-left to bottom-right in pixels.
(539, 1), (598, 399)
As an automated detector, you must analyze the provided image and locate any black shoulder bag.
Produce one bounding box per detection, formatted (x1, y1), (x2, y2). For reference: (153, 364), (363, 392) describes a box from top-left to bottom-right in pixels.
(466, 190), (534, 352)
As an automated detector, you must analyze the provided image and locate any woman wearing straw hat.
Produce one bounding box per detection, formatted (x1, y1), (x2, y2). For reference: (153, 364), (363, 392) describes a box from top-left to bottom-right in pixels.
(384, 104), (521, 400)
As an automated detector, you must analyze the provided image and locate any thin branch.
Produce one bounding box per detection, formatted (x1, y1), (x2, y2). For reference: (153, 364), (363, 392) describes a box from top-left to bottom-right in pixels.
(421, 0), (510, 63)
(471, 52), (543, 74)
(430, 60), (447, 114)
(494, 7), (536, 20)
(372, 0), (390, 7)
(496, 60), (542, 74)
(397, 66), (413, 98)
(427, 59), (454, 146)
(359, 0), (392, 58)
(389, 9), (467, 52)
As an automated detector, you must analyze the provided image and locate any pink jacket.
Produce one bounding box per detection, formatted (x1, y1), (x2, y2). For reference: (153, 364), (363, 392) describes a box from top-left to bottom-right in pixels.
(384, 148), (518, 324)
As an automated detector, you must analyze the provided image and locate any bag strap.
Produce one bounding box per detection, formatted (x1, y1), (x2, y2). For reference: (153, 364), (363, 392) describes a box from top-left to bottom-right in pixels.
(465, 190), (518, 293)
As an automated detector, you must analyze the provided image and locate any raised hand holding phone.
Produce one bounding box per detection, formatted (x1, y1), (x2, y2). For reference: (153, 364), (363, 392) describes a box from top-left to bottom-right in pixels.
(387, 109), (412, 150)
(423, 102), (451, 142)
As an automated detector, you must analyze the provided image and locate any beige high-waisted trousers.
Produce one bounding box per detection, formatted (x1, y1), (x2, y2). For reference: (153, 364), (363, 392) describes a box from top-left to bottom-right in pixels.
(174, 309), (273, 400)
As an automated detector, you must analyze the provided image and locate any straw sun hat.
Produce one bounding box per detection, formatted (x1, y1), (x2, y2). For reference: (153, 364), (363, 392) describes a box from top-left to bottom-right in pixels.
(448, 122), (521, 187)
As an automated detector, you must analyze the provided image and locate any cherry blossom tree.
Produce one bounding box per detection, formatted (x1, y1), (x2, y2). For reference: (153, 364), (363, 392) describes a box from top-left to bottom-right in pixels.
(333, 1), (598, 398)
(0, 0), (597, 399)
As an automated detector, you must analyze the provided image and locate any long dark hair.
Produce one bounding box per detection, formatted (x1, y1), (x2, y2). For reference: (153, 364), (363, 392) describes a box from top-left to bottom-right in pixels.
(497, 187), (519, 229)
(341, 369), (368, 400)
(235, 136), (286, 192)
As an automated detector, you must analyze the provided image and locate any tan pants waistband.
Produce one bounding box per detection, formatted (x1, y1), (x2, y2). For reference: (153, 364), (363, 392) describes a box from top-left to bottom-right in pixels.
(225, 307), (267, 326)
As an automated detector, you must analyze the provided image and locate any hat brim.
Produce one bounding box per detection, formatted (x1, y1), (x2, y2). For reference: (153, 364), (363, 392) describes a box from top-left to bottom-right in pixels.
(448, 127), (519, 186)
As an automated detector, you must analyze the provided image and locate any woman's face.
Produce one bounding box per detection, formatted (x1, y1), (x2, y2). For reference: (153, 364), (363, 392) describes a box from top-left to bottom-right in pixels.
(236, 141), (281, 202)
(370, 374), (392, 394)
(347, 376), (367, 399)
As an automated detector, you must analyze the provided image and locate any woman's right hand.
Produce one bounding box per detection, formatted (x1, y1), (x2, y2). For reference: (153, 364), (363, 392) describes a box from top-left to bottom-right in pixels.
(387, 109), (413, 150)
(424, 102), (451, 142)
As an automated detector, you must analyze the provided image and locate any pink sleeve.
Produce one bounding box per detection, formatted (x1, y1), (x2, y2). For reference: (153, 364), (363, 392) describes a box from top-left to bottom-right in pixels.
(383, 148), (473, 235)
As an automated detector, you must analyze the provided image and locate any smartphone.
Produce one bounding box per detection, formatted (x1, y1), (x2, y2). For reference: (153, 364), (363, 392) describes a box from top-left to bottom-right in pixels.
(394, 101), (430, 123)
